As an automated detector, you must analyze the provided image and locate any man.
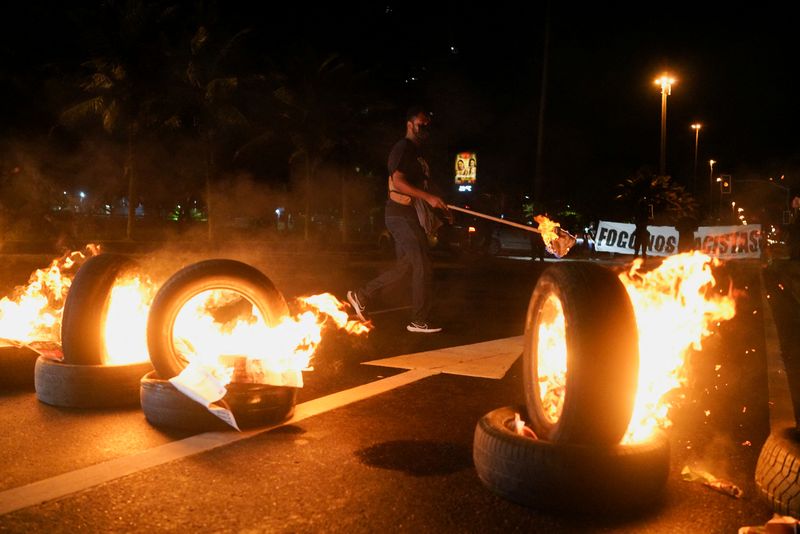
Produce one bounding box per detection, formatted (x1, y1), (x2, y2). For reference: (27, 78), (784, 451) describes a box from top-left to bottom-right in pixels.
(347, 107), (449, 333)
(632, 197), (650, 260)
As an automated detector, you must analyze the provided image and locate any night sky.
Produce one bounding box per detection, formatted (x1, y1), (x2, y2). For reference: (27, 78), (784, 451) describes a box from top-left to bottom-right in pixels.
(1, 1), (798, 219)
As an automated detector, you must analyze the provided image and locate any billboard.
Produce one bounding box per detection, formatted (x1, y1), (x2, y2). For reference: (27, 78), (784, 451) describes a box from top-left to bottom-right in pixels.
(454, 152), (476, 188)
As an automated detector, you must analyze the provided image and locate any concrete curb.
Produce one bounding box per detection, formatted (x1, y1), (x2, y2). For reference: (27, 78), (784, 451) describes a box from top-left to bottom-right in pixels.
(759, 269), (796, 431)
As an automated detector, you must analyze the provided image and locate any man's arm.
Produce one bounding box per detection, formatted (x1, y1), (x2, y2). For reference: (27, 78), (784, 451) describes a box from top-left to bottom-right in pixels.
(391, 170), (448, 211)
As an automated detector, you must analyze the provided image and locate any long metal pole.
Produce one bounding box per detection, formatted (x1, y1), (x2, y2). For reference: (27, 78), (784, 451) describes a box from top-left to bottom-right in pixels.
(693, 128), (699, 194)
(708, 160), (715, 216)
(448, 205), (544, 235)
(659, 90), (667, 176)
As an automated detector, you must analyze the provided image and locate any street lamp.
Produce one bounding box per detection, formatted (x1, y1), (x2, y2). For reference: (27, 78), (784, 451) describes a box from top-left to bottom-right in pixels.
(655, 74), (675, 177)
(691, 123), (702, 194)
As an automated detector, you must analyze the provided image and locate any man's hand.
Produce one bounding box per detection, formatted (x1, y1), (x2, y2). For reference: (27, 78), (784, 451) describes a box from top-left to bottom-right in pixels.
(424, 193), (447, 210)
(425, 193), (452, 222)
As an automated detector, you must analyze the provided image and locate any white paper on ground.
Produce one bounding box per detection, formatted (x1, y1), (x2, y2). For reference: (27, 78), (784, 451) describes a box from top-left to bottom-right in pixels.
(25, 341), (64, 361)
(169, 364), (240, 431)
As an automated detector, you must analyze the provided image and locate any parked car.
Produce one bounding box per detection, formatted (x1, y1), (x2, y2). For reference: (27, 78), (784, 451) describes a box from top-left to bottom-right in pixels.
(487, 226), (535, 256)
(377, 218), (489, 259)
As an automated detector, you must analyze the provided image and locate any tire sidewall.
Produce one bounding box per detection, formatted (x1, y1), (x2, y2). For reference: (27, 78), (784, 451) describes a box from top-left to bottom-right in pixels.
(146, 260), (289, 379)
(61, 254), (140, 365)
(140, 371), (296, 431)
(34, 356), (152, 408)
(522, 263), (640, 445)
(473, 406), (669, 513)
(523, 272), (567, 439)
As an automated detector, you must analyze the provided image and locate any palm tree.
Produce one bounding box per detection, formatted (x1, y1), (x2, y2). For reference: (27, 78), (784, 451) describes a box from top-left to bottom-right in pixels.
(168, 24), (257, 242)
(615, 167), (699, 224)
(59, 0), (178, 240)
(264, 48), (372, 242)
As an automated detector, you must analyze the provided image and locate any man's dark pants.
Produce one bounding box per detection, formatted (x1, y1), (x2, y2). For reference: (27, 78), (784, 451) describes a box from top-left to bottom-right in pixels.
(361, 215), (432, 323)
(633, 229), (649, 259)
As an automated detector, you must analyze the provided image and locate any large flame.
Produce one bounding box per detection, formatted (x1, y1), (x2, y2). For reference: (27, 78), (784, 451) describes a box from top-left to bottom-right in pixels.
(0, 245), (100, 343)
(535, 252), (736, 444)
(619, 252), (735, 443)
(536, 295), (567, 424)
(103, 273), (157, 365)
(172, 291), (370, 388)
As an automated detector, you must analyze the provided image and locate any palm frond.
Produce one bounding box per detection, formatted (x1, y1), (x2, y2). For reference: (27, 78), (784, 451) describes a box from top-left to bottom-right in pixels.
(190, 26), (208, 55)
(214, 104), (249, 130)
(102, 100), (119, 132)
(233, 131), (274, 161)
(205, 77), (239, 103)
(60, 96), (107, 126)
(81, 72), (114, 92)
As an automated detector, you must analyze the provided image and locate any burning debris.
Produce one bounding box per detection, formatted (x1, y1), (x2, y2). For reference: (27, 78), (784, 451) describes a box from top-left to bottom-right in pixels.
(681, 465), (743, 498)
(533, 215), (577, 258)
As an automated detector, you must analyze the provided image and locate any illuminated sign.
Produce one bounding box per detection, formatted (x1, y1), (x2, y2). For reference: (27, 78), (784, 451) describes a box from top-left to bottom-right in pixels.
(454, 152), (476, 185)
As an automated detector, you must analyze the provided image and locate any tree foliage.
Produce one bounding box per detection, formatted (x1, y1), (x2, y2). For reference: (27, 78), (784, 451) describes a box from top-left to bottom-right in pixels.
(615, 168), (699, 223)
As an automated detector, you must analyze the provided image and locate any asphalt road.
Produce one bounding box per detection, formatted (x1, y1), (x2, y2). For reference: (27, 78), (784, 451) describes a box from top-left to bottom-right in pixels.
(0, 247), (782, 532)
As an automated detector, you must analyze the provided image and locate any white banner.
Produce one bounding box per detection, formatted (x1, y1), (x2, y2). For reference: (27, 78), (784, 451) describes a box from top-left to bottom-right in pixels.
(694, 225), (762, 259)
(595, 221), (677, 257)
(595, 221), (762, 259)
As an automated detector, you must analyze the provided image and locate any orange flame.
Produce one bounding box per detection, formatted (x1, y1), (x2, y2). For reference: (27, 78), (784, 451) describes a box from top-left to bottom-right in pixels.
(172, 292), (370, 388)
(0, 245), (100, 343)
(534, 215), (560, 249)
(619, 252), (735, 443)
(103, 273), (157, 365)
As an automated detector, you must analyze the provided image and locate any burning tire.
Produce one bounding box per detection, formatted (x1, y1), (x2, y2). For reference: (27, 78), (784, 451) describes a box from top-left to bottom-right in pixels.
(146, 259), (289, 380)
(34, 356), (151, 408)
(139, 371), (297, 431)
(473, 406), (669, 513)
(61, 253), (142, 365)
(522, 263), (639, 445)
(755, 425), (800, 517)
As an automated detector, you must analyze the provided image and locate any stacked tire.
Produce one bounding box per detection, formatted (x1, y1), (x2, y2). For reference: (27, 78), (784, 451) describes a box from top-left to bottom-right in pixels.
(35, 253), (152, 409)
(473, 263), (670, 513)
(755, 426), (800, 517)
(0, 344), (39, 390)
(141, 259), (298, 431)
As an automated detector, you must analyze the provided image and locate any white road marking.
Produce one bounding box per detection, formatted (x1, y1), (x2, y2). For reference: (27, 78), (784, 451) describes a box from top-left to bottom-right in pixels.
(362, 336), (523, 379)
(0, 367), (439, 516)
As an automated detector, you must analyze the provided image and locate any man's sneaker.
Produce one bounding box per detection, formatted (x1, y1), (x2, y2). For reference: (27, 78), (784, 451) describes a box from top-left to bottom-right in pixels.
(406, 321), (442, 333)
(347, 290), (367, 322)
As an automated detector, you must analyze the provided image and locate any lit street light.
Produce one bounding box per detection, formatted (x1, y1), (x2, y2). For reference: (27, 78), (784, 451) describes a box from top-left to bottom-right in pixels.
(655, 74), (675, 177)
(691, 123), (702, 194)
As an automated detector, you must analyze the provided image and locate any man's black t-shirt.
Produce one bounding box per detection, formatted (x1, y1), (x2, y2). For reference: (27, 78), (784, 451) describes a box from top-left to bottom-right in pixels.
(385, 138), (429, 219)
